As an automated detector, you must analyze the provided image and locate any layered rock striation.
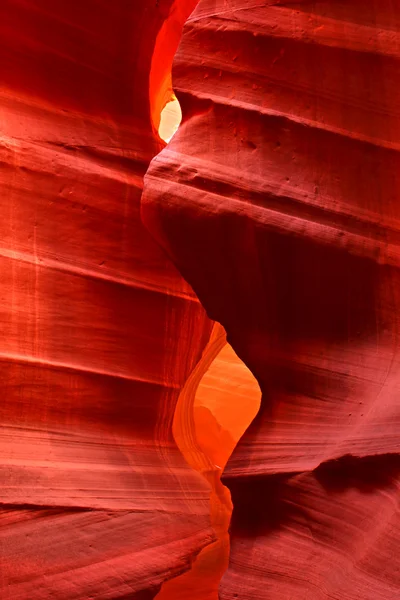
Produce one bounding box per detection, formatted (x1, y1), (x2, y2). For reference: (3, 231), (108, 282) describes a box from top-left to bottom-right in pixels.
(2, 0), (400, 597)
(142, 1), (400, 598)
(0, 1), (220, 598)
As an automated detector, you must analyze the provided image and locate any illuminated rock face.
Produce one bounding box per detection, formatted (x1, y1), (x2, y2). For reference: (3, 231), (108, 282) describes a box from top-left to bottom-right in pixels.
(2, 0), (400, 598)
(142, 0), (400, 598)
(156, 323), (260, 600)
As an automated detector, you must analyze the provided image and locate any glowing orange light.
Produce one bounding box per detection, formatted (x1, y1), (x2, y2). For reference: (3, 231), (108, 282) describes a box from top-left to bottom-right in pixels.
(158, 96), (182, 143)
(156, 324), (261, 599)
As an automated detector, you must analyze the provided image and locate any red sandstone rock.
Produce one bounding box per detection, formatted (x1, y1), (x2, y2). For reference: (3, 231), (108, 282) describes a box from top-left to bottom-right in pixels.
(0, 2), (216, 598)
(142, 0), (400, 598)
(3, 0), (400, 598)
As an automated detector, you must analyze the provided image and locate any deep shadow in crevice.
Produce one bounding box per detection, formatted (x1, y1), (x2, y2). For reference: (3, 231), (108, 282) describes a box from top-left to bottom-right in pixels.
(314, 452), (400, 493)
(225, 472), (304, 538)
(225, 453), (400, 539)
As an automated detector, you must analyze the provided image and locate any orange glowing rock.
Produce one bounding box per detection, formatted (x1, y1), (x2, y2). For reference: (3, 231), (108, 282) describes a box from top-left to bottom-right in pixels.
(157, 323), (260, 600)
(2, 0), (400, 598)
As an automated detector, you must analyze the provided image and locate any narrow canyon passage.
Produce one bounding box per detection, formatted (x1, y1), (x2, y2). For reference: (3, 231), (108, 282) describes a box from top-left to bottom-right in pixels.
(1, 0), (399, 597)
(156, 323), (260, 599)
(155, 90), (260, 599)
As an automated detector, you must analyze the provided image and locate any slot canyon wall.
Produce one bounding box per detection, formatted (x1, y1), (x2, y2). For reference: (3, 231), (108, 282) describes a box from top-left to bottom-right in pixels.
(0, 1), (215, 598)
(1, 1), (399, 600)
(143, 0), (400, 599)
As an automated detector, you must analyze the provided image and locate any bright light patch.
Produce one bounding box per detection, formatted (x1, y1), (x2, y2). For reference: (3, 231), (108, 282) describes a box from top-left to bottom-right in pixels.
(158, 96), (182, 143)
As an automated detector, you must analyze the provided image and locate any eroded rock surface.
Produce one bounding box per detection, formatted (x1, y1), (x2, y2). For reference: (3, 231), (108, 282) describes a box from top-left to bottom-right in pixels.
(143, 1), (400, 598)
(0, 2), (216, 598)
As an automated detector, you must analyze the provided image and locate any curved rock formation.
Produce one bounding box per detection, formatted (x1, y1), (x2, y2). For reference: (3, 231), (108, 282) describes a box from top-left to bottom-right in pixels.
(0, 1), (222, 598)
(156, 323), (260, 599)
(142, 0), (400, 598)
(3, 0), (400, 597)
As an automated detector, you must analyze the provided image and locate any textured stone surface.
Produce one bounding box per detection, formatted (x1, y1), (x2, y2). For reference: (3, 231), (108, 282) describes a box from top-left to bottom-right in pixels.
(142, 0), (400, 598)
(0, 1), (216, 598)
(3, 0), (400, 597)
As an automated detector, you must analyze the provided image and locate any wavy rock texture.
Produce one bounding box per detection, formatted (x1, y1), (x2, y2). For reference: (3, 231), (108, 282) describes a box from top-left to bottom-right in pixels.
(0, 1), (223, 598)
(142, 0), (400, 598)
